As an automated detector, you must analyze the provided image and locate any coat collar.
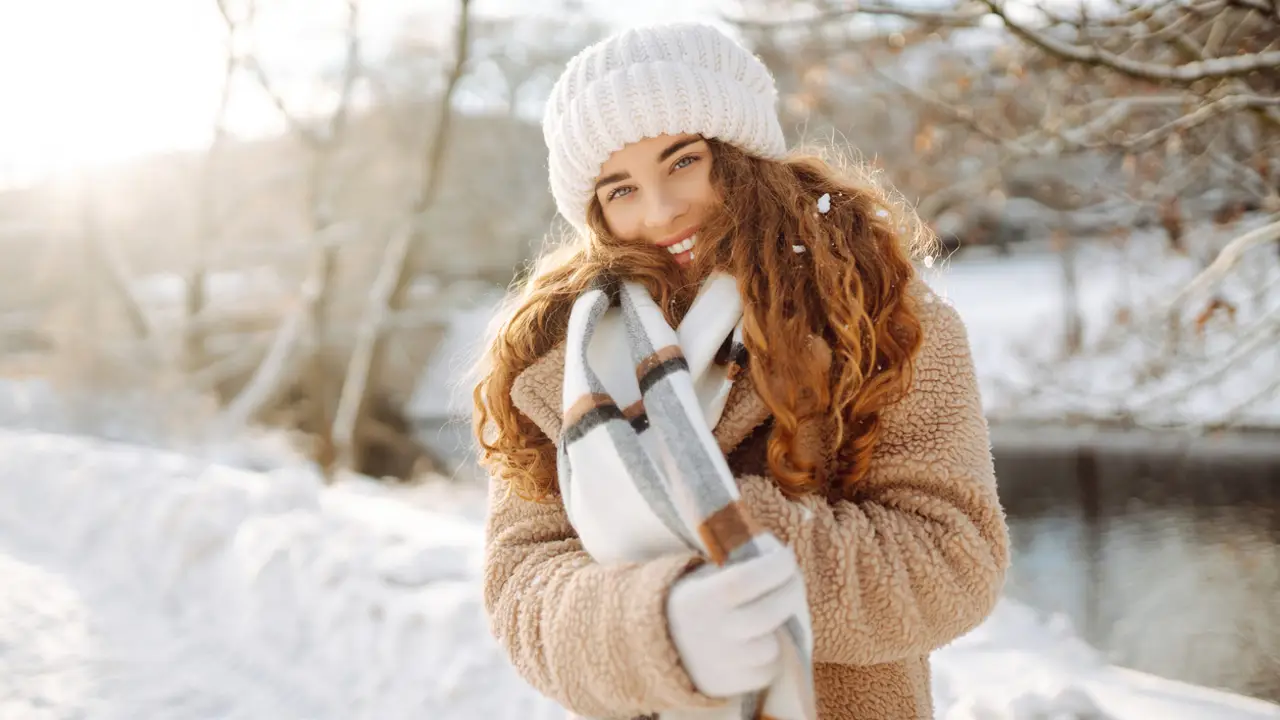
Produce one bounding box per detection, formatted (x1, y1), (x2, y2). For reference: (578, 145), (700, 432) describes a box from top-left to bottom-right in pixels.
(509, 340), (772, 454)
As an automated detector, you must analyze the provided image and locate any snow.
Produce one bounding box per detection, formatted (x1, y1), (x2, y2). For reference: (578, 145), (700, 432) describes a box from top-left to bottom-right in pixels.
(0, 431), (558, 720)
(923, 216), (1280, 429)
(406, 288), (505, 421)
(0, 539), (330, 720)
(1, 430), (1276, 719)
(934, 598), (1280, 720)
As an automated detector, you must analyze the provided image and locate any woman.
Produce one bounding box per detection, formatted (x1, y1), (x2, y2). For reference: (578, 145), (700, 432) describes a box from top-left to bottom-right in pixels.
(474, 22), (1009, 720)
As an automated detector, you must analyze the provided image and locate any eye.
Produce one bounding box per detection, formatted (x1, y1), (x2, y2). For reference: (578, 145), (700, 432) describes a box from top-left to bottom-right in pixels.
(606, 185), (634, 202)
(672, 154), (699, 171)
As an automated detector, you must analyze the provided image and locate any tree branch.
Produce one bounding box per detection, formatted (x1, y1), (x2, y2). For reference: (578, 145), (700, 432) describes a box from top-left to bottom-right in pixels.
(867, 63), (1034, 154)
(214, 0), (348, 149)
(1172, 219), (1280, 308)
(724, 2), (985, 28)
(330, 0), (473, 471)
(190, 0), (245, 371)
(1120, 93), (1280, 152)
(324, 0), (362, 143)
(984, 0), (1280, 82)
(217, 0), (364, 433)
(216, 301), (308, 430)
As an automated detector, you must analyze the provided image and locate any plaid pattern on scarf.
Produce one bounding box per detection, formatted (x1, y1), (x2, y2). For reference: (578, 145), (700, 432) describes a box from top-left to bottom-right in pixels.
(558, 274), (817, 720)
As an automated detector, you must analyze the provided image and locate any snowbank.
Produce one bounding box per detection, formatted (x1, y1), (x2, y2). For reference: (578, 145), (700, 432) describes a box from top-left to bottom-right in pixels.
(0, 431), (561, 720)
(0, 431), (1275, 720)
(934, 598), (1280, 720)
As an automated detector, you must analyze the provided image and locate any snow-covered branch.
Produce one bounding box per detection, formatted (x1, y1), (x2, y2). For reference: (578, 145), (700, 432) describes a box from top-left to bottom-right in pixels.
(1119, 94), (1280, 152)
(725, 3), (986, 28)
(1172, 219), (1280, 307)
(982, 0), (1280, 83)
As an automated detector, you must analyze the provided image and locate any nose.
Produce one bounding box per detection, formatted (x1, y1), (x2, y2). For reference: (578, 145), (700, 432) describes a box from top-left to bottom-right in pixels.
(642, 186), (688, 232)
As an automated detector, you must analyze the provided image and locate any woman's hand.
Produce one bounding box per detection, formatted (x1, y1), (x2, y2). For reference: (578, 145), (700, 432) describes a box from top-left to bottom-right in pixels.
(665, 540), (805, 698)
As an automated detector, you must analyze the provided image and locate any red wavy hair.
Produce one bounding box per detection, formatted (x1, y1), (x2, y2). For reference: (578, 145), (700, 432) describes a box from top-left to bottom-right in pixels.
(473, 139), (931, 503)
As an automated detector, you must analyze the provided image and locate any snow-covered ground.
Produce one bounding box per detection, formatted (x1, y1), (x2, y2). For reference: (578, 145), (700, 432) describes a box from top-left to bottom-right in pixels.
(1, 430), (1276, 720)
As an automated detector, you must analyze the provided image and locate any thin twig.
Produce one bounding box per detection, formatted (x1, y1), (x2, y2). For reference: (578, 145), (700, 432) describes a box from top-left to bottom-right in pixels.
(1173, 218), (1280, 306)
(984, 0), (1280, 82)
(724, 3), (986, 28)
(1119, 93), (1280, 152)
(867, 63), (1033, 154)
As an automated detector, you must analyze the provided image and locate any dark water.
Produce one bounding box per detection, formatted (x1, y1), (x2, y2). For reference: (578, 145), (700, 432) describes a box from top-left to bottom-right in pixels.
(993, 425), (1279, 701)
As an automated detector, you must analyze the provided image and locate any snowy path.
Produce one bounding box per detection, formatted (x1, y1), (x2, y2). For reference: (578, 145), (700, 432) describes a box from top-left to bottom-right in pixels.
(0, 527), (329, 720)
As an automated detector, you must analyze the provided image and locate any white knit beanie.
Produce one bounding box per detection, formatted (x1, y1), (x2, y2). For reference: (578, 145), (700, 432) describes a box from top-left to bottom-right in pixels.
(542, 22), (788, 234)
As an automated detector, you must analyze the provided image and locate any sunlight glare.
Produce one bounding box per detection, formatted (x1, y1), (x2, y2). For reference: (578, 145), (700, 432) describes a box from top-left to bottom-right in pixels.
(0, 1), (226, 185)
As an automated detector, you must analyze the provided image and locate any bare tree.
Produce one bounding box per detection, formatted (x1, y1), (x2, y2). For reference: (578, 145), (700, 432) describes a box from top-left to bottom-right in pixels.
(185, 0), (245, 372)
(729, 0), (1280, 428)
(331, 0), (473, 474)
(216, 0), (364, 456)
(733, 1), (1279, 208)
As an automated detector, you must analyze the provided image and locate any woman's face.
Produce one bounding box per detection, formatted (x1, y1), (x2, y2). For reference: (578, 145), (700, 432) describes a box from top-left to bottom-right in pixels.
(593, 133), (716, 266)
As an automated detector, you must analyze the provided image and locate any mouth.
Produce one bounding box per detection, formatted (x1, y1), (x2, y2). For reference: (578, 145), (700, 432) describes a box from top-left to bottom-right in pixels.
(658, 228), (699, 265)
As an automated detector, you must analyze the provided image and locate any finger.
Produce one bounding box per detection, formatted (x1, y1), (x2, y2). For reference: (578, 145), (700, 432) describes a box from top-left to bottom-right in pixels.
(717, 547), (799, 606)
(732, 574), (806, 639)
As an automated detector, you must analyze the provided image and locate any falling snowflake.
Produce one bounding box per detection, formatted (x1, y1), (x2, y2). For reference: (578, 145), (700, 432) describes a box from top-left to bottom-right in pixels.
(923, 255), (935, 268)
(792, 244), (806, 254)
(817, 193), (831, 214)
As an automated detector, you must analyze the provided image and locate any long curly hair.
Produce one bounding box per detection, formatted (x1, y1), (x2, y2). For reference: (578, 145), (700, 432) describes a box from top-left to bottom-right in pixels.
(472, 138), (931, 503)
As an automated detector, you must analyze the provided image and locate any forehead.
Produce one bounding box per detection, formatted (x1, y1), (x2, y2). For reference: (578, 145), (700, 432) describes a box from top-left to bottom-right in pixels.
(598, 133), (703, 175)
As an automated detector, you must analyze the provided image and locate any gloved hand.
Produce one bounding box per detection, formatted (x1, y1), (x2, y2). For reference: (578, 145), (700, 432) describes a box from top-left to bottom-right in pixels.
(665, 539), (805, 698)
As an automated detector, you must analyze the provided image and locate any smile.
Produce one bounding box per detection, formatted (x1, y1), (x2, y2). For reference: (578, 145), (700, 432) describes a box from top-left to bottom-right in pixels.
(666, 233), (696, 255)
(658, 228), (699, 265)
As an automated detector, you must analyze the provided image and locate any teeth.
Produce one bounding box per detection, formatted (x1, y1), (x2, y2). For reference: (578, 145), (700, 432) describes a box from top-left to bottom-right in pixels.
(667, 234), (698, 254)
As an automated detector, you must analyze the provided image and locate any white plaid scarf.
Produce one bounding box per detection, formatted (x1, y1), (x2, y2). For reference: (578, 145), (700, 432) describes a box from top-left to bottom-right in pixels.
(559, 273), (817, 720)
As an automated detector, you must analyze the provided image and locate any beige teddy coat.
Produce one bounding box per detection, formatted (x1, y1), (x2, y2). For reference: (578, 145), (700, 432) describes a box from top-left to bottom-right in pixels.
(482, 281), (1010, 720)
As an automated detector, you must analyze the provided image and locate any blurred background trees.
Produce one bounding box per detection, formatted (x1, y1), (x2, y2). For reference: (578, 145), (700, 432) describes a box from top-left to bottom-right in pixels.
(0, 0), (1275, 476)
(0, 0), (606, 480)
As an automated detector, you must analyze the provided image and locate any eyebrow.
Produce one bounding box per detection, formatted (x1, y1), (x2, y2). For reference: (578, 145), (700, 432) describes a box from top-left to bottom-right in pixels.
(592, 136), (706, 193)
(658, 136), (703, 162)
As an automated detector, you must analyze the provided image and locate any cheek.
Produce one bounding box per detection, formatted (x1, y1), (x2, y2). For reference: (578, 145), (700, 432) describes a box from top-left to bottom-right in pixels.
(600, 200), (643, 240)
(687, 165), (719, 210)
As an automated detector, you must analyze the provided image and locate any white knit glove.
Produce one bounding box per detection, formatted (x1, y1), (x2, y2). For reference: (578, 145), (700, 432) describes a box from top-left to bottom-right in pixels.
(666, 540), (805, 698)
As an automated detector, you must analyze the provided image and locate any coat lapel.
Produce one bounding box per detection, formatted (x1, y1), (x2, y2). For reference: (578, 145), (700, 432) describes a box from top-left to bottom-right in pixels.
(510, 340), (772, 455)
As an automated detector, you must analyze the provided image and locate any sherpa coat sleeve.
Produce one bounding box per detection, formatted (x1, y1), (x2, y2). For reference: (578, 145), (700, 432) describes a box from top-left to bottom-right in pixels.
(735, 287), (1010, 666)
(482, 383), (725, 716)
